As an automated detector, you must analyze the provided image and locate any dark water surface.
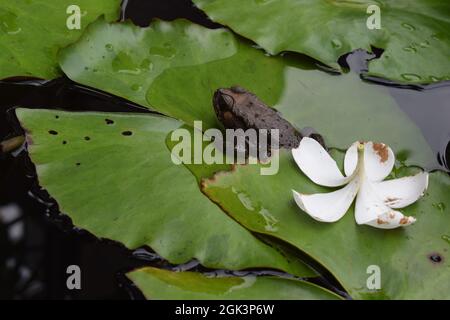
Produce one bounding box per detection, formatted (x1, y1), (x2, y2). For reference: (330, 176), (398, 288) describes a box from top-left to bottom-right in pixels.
(0, 0), (449, 299)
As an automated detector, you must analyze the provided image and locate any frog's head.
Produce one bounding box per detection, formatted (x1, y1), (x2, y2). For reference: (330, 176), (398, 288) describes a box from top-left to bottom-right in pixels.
(213, 86), (250, 128)
(213, 86), (249, 115)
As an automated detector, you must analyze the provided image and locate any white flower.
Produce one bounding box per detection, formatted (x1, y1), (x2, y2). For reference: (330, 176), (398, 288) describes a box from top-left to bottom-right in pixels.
(291, 138), (429, 229)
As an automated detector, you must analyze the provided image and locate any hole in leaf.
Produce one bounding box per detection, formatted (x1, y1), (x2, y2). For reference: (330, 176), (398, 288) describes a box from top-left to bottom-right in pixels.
(76, 162), (81, 166)
(105, 119), (114, 125)
(48, 130), (58, 135)
(62, 141), (67, 145)
(428, 253), (443, 264)
(55, 115), (59, 119)
(122, 131), (133, 136)
(337, 53), (350, 69)
(84, 136), (91, 141)
(371, 45), (385, 59)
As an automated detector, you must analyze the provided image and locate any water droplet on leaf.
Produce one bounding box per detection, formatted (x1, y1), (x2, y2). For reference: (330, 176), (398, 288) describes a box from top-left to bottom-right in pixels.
(403, 46), (417, 53)
(419, 41), (430, 48)
(432, 202), (446, 212)
(231, 188), (254, 211)
(140, 58), (153, 71)
(331, 39), (342, 49)
(431, 34), (440, 41)
(429, 76), (442, 82)
(442, 235), (450, 245)
(401, 22), (415, 31)
(259, 207), (279, 232)
(401, 73), (422, 81)
(112, 51), (141, 75)
(0, 10), (21, 34)
(131, 84), (142, 92)
(149, 43), (176, 58)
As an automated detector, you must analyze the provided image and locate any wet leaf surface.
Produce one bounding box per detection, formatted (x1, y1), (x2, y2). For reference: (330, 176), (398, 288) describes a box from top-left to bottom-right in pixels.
(0, 0), (121, 79)
(3, 0), (448, 300)
(59, 19), (434, 168)
(192, 0), (450, 84)
(60, 18), (237, 109)
(16, 108), (314, 277)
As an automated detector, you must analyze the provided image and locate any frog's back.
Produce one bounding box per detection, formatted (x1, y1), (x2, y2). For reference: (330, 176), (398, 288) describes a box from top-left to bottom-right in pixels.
(231, 91), (302, 149)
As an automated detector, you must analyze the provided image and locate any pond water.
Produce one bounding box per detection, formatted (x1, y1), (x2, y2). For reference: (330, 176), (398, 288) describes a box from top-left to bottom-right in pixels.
(0, 0), (448, 299)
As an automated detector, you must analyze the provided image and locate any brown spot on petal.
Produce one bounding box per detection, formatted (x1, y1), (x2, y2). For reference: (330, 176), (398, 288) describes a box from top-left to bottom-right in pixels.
(373, 143), (388, 163)
(386, 197), (399, 202)
(389, 212), (396, 219)
(385, 197), (400, 205)
(377, 218), (388, 225)
(399, 217), (410, 225)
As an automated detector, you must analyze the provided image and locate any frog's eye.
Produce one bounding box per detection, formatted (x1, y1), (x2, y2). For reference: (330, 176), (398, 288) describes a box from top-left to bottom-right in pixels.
(217, 93), (235, 109)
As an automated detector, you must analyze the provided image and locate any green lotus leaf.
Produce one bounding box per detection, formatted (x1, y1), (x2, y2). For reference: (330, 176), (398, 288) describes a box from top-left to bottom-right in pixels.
(16, 108), (314, 277)
(201, 150), (450, 299)
(127, 267), (341, 300)
(0, 0), (121, 80)
(60, 18), (238, 109)
(59, 19), (433, 168)
(192, 0), (450, 84)
(165, 124), (233, 183)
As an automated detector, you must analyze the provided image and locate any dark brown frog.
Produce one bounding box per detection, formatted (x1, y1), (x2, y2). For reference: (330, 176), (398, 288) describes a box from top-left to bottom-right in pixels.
(213, 86), (325, 150)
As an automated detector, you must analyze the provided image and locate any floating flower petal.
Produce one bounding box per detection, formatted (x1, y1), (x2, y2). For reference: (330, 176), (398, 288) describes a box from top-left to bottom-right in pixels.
(292, 177), (360, 223)
(292, 139), (428, 229)
(292, 137), (353, 187)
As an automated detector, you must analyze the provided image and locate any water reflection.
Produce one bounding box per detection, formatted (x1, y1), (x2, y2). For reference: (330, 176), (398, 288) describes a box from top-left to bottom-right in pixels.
(389, 86), (450, 172)
(342, 50), (450, 171)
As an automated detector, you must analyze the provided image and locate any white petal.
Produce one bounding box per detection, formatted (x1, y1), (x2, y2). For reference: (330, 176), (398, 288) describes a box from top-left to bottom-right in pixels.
(364, 142), (395, 182)
(344, 142), (359, 177)
(292, 178), (359, 223)
(364, 210), (416, 230)
(292, 137), (350, 187)
(372, 172), (429, 208)
(355, 181), (416, 229)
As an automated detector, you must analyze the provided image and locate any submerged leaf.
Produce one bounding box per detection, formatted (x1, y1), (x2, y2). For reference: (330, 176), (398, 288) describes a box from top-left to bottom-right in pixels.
(128, 267), (341, 300)
(16, 108), (314, 277)
(192, 0), (450, 84)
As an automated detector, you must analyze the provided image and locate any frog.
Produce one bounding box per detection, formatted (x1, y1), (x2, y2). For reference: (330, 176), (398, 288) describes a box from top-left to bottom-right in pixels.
(213, 85), (325, 150)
